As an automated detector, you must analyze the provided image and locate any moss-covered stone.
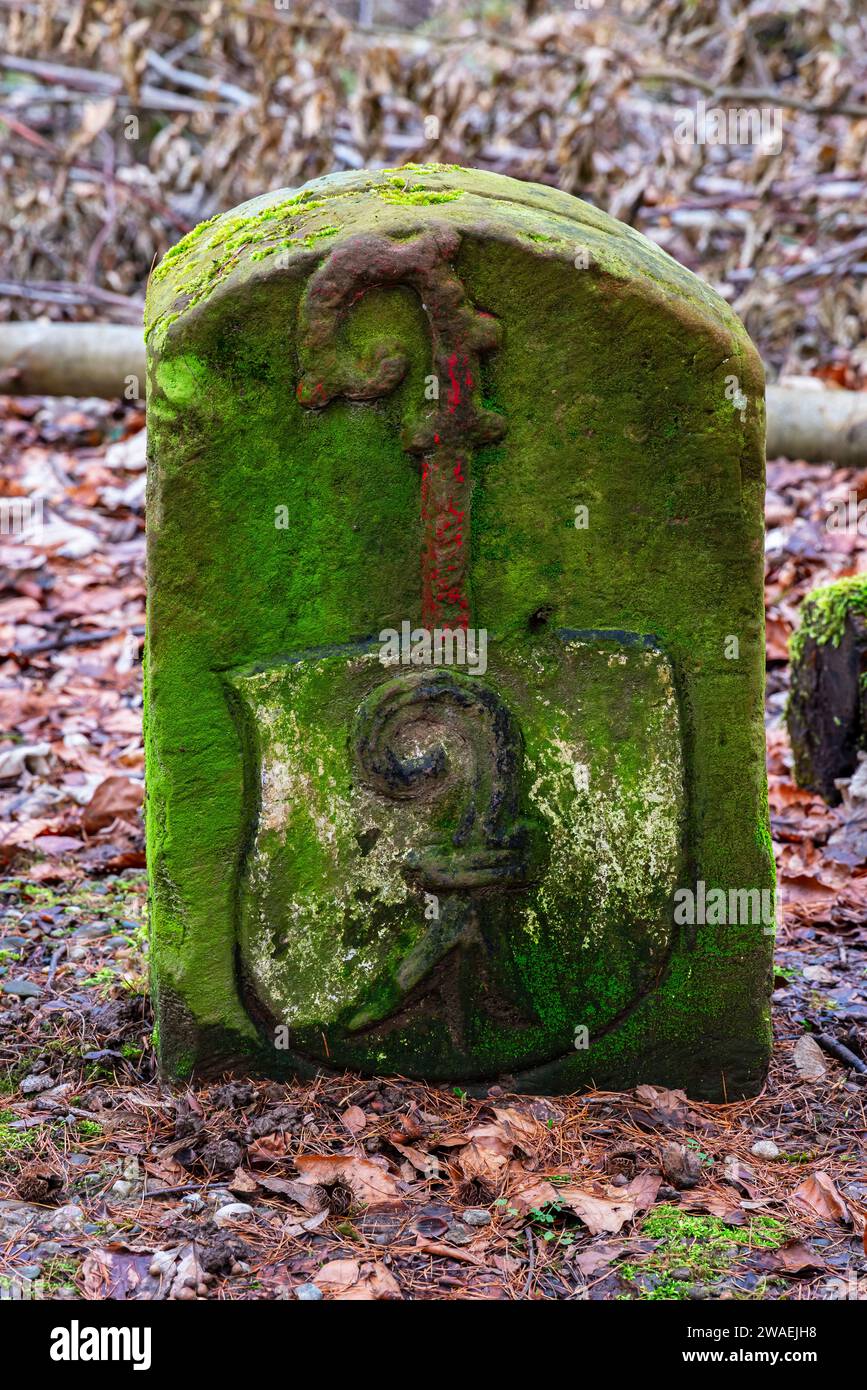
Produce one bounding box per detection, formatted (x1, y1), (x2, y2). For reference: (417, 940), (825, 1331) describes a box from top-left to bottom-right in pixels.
(787, 575), (867, 801)
(145, 164), (772, 1098)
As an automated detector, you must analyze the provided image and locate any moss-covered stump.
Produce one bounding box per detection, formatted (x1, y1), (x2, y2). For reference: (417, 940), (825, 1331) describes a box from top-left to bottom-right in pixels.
(145, 164), (773, 1098)
(787, 576), (867, 802)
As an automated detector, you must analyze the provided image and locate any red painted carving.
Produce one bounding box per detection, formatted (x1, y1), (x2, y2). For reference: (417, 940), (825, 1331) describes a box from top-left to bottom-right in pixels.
(296, 228), (505, 629)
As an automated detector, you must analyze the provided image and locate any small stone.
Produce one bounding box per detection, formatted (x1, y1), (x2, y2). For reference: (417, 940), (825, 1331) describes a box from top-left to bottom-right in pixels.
(181, 1193), (205, 1213)
(50, 1203), (85, 1232)
(750, 1139), (780, 1160)
(14, 1264), (42, 1281)
(671, 1267), (692, 1280)
(213, 1202), (254, 1228)
(295, 1282), (324, 1300)
(461, 1208), (492, 1227)
(19, 1074), (55, 1095)
(444, 1222), (475, 1246)
(1, 979), (41, 998)
(111, 1179), (135, 1197)
(175, 1285), (197, 1300)
(73, 923), (110, 940)
(610, 1173), (629, 1188)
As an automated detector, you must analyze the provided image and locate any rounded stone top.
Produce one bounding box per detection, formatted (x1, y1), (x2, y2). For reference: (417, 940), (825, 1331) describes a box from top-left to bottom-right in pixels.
(145, 162), (761, 383)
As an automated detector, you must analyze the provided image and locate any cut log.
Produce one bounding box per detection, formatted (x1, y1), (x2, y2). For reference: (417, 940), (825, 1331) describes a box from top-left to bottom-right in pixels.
(787, 576), (867, 803)
(0, 323), (146, 399)
(766, 382), (867, 465)
(3, 326), (867, 469)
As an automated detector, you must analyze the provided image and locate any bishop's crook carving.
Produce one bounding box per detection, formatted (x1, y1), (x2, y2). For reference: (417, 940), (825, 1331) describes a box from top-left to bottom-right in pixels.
(296, 227), (505, 631)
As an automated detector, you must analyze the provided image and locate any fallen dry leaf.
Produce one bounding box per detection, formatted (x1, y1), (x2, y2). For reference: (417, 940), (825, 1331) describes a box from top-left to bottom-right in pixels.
(633, 1084), (713, 1132)
(556, 1187), (636, 1236)
(753, 1240), (827, 1274)
(678, 1190), (746, 1223)
(82, 774), (143, 833)
(316, 1258), (402, 1300)
(571, 1240), (634, 1276)
(295, 1154), (403, 1205)
(792, 1033), (828, 1082)
(256, 1175), (326, 1211)
(506, 1169), (560, 1217)
(228, 1167), (258, 1196)
(624, 1171), (662, 1211)
(792, 1171), (851, 1225)
(341, 1104), (367, 1136)
(491, 1105), (547, 1153)
(246, 1132), (294, 1165)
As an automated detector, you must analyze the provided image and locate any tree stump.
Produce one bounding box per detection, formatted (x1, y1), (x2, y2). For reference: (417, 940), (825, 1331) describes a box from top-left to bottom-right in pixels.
(787, 577), (867, 803)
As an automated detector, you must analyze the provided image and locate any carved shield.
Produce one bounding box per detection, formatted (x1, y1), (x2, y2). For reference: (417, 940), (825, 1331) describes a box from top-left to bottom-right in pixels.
(228, 631), (686, 1078)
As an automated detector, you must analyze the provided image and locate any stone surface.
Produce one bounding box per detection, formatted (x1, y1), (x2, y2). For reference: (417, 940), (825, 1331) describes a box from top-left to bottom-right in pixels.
(750, 1139), (780, 1159)
(461, 1208), (492, 1226)
(295, 1282), (324, 1300)
(1, 979), (41, 998)
(787, 575), (867, 802)
(213, 1203), (254, 1228)
(145, 163), (772, 1098)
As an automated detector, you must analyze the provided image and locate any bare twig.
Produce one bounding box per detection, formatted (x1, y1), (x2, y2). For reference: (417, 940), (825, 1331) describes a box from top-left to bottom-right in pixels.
(0, 279), (143, 315)
(637, 67), (867, 120)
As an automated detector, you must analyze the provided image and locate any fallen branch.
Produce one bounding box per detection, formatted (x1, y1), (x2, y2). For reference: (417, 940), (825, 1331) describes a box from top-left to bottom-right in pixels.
(766, 384), (867, 465)
(0, 324), (145, 398)
(0, 280), (143, 317)
(637, 67), (867, 121)
(2, 323), (867, 468)
(813, 1033), (867, 1075)
(11, 624), (145, 662)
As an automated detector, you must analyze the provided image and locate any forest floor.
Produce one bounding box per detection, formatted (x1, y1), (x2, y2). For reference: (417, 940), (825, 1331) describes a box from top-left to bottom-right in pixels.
(0, 395), (866, 1302)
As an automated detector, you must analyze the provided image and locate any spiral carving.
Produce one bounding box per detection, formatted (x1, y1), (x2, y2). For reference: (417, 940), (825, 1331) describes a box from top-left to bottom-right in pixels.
(353, 670), (535, 890)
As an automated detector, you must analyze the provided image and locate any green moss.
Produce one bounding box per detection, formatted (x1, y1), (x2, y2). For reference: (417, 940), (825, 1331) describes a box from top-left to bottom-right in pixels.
(380, 163), (464, 175)
(41, 1256), (81, 1294)
(146, 195), (344, 345)
(621, 1205), (787, 1299)
(0, 1109), (37, 1156)
(789, 575), (867, 666)
(377, 185), (463, 206)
